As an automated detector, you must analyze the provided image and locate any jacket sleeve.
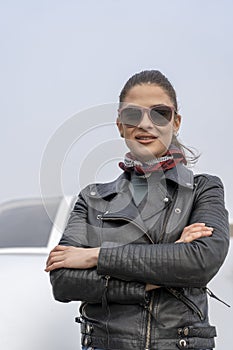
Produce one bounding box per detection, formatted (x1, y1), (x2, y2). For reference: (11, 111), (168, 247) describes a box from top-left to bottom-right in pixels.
(50, 268), (147, 303)
(97, 175), (230, 288)
(49, 191), (147, 304)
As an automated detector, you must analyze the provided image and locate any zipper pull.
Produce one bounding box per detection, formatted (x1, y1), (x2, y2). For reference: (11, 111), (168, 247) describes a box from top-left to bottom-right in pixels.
(97, 211), (109, 220)
(102, 276), (110, 311)
(105, 275), (110, 287)
(205, 287), (231, 307)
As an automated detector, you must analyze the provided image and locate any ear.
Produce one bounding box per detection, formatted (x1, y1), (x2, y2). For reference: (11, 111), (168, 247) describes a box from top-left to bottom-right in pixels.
(116, 117), (125, 138)
(173, 114), (181, 135)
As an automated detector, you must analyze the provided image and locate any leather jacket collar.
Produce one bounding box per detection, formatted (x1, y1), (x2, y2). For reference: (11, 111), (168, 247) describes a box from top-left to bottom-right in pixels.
(89, 162), (194, 199)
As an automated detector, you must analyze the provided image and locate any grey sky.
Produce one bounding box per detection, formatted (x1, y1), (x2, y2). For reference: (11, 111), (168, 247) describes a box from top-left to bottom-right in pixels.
(1, 0), (233, 218)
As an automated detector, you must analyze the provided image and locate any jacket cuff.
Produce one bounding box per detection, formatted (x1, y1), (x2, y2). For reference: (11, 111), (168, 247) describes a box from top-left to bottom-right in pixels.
(97, 242), (147, 304)
(97, 241), (122, 276)
(107, 278), (147, 304)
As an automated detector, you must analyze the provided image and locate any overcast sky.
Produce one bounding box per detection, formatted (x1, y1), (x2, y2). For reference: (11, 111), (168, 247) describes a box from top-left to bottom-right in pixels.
(1, 0), (233, 218)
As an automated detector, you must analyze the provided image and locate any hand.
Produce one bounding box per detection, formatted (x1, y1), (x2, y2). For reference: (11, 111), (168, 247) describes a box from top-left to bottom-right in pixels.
(45, 245), (100, 272)
(175, 223), (213, 243)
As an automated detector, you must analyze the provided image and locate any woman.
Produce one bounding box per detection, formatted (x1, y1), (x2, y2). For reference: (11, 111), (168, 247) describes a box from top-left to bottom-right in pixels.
(45, 70), (229, 350)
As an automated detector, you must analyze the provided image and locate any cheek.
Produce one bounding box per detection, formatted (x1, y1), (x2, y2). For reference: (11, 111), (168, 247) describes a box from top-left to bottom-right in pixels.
(122, 126), (134, 139)
(158, 126), (173, 146)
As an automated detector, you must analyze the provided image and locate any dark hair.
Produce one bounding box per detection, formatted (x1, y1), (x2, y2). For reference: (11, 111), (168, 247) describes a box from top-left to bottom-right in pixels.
(119, 70), (199, 165)
(119, 70), (178, 111)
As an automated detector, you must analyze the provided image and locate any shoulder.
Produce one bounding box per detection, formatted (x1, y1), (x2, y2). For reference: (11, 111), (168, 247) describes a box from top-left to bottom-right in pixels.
(193, 173), (226, 203)
(79, 172), (129, 199)
(194, 173), (224, 189)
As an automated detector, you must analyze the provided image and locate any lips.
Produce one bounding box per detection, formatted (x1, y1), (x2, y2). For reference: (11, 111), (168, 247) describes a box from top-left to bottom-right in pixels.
(135, 134), (157, 143)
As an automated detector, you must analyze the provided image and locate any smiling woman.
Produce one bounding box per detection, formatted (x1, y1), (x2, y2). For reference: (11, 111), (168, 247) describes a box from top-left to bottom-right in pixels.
(46, 70), (229, 350)
(117, 83), (180, 160)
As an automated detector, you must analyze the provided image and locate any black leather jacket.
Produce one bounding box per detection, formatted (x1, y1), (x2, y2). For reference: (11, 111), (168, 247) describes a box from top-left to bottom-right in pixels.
(50, 164), (229, 350)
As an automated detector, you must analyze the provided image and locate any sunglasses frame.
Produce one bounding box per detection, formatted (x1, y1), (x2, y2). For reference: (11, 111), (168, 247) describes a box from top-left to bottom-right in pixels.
(118, 104), (177, 127)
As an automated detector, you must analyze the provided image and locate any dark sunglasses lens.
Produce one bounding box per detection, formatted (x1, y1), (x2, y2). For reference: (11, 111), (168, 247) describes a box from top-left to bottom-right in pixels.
(120, 108), (142, 126)
(150, 106), (172, 126)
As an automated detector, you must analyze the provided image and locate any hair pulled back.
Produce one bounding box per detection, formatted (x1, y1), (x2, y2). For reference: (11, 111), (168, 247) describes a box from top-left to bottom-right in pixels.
(119, 70), (178, 111)
(119, 70), (199, 165)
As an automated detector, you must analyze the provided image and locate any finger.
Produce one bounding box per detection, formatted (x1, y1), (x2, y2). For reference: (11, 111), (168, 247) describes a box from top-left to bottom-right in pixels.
(46, 245), (70, 264)
(191, 227), (213, 234)
(45, 261), (64, 272)
(53, 245), (69, 251)
(48, 245), (61, 253)
(46, 254), (65, 267)
(176, 228), (213, 243)
(184, 223), (206, 230)
(46, 250), (65, 265)
(184, 225), (213, 234)
(46, 250), (66, 266)
(183, 230), (213, 243)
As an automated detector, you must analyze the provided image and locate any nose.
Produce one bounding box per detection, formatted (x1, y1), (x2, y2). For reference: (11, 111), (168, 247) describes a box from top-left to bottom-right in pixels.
(137, 110), (154, 129)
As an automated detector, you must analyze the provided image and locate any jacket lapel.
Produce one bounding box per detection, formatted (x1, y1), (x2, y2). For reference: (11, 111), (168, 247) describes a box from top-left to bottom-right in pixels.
(88, 165), (195, 243)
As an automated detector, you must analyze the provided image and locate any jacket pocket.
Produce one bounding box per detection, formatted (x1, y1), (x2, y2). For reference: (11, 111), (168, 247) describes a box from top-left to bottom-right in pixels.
(166, 287), (204, 321)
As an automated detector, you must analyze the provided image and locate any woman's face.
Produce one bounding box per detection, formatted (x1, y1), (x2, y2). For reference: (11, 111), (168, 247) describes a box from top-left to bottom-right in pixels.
(117, 84), (181, 161)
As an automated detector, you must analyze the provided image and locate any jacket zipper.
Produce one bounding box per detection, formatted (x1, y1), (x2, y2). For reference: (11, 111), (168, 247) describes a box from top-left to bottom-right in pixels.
(100, 212), (155, 349)
(145, 293), (154, 350)
(145, 189), (176, 348)
(105, 274), (110, 287)
(157, 188), (177, 243)
(167, 287), (204, 320)
(143, 193), (176, 348)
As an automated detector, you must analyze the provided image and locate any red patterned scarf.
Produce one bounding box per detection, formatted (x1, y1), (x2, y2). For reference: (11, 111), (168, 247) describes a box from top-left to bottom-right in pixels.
(119, 145), (187, 175)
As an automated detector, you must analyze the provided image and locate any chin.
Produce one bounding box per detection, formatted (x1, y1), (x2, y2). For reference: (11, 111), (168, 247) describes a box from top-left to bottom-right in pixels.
(131, 146), (168, 162)
(131, 150), (158, 162)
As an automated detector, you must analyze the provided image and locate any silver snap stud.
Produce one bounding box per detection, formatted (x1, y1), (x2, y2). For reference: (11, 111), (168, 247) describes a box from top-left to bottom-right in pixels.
(163, 197), (169, 203)
(86, 324), (93, 333)
(177, 328), (183, 335)
(90, 191), (96, 196)
(179, 339), (187, 347)
(175, 208), (181, 214)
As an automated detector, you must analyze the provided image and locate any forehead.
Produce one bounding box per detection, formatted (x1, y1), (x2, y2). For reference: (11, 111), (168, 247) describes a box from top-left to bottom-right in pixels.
(123, 84), (173, 107)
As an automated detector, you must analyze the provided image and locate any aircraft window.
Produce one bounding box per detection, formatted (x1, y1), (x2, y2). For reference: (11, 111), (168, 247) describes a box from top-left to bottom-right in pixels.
(0, 198), (61, 248)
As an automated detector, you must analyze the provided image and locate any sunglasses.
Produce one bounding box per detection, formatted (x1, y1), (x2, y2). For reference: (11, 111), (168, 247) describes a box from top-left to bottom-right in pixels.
(118, 104), (176, 127)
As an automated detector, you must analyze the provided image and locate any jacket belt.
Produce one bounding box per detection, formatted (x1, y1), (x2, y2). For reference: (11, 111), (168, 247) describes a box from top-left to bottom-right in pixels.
(155, 325), (216, 338)
(79, 319), (216, 339)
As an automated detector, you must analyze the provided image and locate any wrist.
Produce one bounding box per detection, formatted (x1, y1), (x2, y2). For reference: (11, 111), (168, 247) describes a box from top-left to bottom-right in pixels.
(91, 247), (100, 266)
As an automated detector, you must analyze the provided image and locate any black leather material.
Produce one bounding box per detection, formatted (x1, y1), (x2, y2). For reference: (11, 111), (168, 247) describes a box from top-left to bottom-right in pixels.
(50, 164), (229, 349)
